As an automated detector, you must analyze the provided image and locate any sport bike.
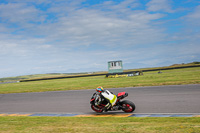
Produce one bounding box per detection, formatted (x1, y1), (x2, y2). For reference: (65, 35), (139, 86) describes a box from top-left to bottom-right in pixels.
(90, 92), (135, 113)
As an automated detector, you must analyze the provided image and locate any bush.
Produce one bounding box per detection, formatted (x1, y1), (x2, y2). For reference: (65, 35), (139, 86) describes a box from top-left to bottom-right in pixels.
(193, 61), (200, 64)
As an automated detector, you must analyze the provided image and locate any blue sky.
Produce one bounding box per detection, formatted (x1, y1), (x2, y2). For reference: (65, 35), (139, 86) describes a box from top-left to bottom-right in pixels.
(0, 0), (200, 78)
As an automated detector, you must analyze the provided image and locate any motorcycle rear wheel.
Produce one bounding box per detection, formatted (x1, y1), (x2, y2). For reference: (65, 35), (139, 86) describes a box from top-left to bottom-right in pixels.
(121, 100), (135, 113)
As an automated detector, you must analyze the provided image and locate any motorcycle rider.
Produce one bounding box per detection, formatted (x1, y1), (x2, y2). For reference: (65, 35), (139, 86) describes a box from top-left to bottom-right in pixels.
(95, 86), (117, 111)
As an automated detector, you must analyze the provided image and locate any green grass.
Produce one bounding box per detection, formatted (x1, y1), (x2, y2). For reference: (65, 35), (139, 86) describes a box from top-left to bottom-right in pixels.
(1, 63), (199, 82)
(0, 67), (200, 94)
(0, 117), (199, 133)
(0, 73), (79, 82)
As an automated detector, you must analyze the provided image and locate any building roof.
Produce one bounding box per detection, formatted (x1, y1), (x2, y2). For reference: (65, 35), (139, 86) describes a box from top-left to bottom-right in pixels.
(108, 60), (122, 63)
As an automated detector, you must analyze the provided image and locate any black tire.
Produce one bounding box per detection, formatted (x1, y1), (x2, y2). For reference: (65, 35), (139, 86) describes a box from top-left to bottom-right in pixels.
(121, 100), (135, 113)
(91, 105), (103, 113)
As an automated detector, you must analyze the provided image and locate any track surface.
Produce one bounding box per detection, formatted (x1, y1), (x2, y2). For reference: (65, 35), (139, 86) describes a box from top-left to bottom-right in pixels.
(0, 84), (200, 114)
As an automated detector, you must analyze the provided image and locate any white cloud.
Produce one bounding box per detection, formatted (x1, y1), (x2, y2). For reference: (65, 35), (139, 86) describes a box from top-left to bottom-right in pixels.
(37, 44), (52, 49)
(39, 7), (165, 48)
(146, 0), (174, 13)
(0, 42), (18, 54)
(0, 0), (166, 48)
(183, 5), (200, 26)
(0, 3), (43, 24)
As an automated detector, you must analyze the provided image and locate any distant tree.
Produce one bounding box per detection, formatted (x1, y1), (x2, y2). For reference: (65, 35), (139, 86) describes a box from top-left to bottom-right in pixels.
(193, 61), (200, 64)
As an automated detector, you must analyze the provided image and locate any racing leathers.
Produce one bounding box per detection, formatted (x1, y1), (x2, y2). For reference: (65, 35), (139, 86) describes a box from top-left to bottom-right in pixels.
(95, 90), (117, 111)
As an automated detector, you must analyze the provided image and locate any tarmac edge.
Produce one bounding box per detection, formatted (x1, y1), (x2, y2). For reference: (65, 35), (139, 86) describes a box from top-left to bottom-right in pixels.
(0, 113), (200, 117)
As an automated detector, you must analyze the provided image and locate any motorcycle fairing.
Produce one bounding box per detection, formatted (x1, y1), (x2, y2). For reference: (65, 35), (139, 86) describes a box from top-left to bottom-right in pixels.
(117, 92), (126, 97)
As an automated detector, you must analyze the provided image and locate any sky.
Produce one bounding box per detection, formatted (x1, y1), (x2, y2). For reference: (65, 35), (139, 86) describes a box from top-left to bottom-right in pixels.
(0, 0), (200, 78)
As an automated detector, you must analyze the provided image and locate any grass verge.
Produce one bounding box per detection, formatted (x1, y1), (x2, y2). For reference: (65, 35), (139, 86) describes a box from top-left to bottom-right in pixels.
(0, 117), (199, 133)
(0, 67), (200, 94)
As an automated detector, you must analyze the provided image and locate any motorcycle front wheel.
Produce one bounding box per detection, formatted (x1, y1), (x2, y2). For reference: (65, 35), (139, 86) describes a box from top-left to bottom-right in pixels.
(91, 105), (103, 113)
(121, 100), (135, 113)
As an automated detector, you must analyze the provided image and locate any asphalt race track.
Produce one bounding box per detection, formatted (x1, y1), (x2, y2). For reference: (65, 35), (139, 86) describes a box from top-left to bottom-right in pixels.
(0, 84), (200, 114)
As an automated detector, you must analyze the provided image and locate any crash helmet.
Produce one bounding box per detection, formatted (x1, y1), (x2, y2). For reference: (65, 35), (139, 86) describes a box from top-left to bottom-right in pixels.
(96, 86), (104, 93)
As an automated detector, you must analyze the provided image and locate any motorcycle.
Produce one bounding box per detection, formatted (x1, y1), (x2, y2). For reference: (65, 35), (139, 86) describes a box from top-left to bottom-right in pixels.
(90, 91), (135, 113)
